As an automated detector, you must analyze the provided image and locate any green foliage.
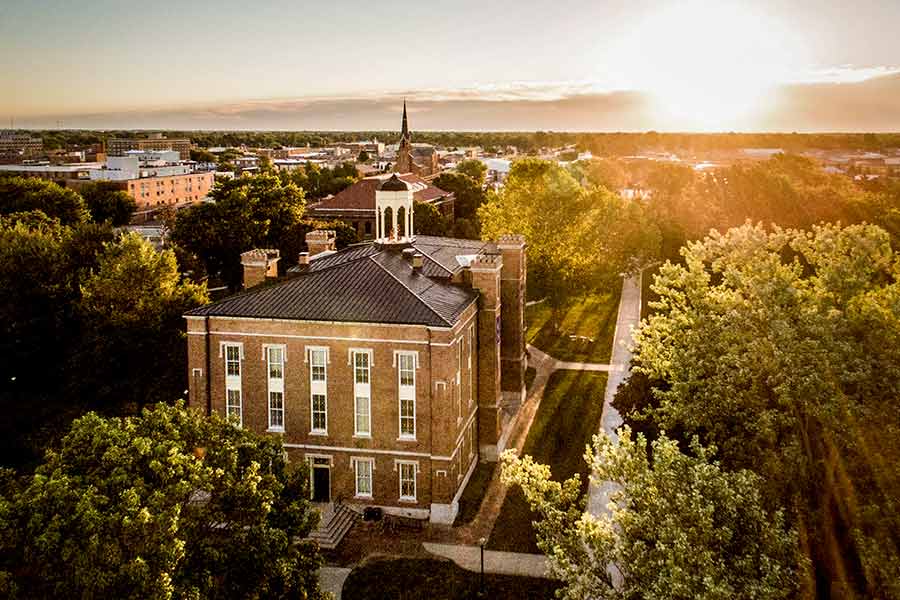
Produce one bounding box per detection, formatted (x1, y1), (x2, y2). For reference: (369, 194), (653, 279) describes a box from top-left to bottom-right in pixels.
(0, 176), (89, 224)
(479, 158), (659, 324)
(501, 427), (799, 600)
(627, 222), (900, 598)
(0, 402), (324, 600)
(79, 181), (137, 225)
(357, 149), (370, 162)
(170, 174), (307, 288)
(414, 201), (452, 237)
(279, 161), (358, 200)
(189, 148), (217, 163)
(0, 219), (206, 468)
(454, 158), (487, 186)
(433, 171), (486, 221)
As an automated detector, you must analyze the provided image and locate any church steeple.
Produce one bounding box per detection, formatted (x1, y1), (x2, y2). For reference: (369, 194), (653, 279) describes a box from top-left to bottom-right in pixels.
(396, 100), (414, 174)
(400, 99), (410, 142)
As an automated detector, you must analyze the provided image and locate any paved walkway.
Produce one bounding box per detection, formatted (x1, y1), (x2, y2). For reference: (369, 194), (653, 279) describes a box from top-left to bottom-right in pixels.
(586, 274), (640, 516)
(319, 566), (352, 600)
(526, 345), (626, 373)
(423, 542), (552, 578)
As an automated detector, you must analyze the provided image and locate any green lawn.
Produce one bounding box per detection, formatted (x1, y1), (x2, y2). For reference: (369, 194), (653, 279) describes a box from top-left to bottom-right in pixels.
(342, 557), (561, 600)
(453, 461), (497, 526)
(526, 289), (621, 363)
(487, 370), (608, 553)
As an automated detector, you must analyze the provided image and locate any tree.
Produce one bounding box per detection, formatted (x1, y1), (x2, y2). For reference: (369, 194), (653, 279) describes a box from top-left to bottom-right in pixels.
(434, 171), (486, 221)
(479, 158), (657, 325)
(170, 174), (307, 288)
(357, 150), (370, 163)
(501, 428), (798, 600)
(455, 159), (487, 186)
(72, 233), (208, 410)
(413, 201), (451, 237)
(0, 401), (324, 600)
(189, 148), (217, 163)
(0, 176), (89, 224)
(79, 181), (137, 226)
(626, 222), (900, 598)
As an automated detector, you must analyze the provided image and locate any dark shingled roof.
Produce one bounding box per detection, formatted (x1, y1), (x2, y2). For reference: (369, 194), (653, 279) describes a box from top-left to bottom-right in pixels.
(186, 237), (485, 327)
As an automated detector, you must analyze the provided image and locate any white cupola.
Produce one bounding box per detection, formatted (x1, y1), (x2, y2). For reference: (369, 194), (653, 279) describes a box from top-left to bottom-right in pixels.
(375, 173), (415, 242)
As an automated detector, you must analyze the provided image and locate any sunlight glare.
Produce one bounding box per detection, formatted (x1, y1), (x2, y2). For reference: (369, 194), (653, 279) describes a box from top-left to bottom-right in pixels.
(609, 1), (805, 130)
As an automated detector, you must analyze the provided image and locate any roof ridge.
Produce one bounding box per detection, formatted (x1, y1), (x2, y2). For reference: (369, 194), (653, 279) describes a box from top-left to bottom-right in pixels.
(368, 255), (454, 327)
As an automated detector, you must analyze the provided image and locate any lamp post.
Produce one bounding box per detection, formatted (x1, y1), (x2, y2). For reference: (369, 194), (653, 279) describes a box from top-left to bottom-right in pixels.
(478, 537), (487, 597)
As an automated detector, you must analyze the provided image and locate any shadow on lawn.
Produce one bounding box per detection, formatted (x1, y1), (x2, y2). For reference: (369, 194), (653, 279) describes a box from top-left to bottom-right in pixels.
(487, 370), (608, 553)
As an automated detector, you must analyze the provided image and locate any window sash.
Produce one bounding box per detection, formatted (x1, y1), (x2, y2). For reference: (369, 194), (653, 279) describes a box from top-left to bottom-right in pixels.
(400, 398), (415, 437)
(355, 395), (371, 436)
(226, 389), (242, 423)
(353, 352), (370, 384)
(311, 393), (327, 432)
(269, 391), (284, 429)
(355, 459), (373, 497)
(225, 345), (241, 377)
(267, 346), (284, 380)
(310, 349), (327, 382)
(399, 462), (416, 500)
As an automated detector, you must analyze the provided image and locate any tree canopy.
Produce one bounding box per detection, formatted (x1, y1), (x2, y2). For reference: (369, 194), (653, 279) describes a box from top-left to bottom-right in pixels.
(0, 401), (324, 600)
(79, 181), (137, 226)
(0, 176), (89, 225)
(478, 158), (659, 317)
(622, 222), (900, 598)
(455, 159), (487, 186)
(502, 428), (798, 600)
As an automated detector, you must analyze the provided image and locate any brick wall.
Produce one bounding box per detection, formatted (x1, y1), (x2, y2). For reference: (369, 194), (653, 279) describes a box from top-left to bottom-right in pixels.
(186, 305), (479, 518)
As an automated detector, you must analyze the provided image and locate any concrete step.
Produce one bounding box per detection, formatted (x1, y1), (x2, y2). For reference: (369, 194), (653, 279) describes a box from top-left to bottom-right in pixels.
(307, 504), (359, 550)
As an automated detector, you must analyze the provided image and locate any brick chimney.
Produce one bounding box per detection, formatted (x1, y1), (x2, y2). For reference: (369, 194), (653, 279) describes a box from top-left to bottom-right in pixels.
(497, 234), (527, 401)
(240, 248), (280, 289)
(468, 252), (504, 460)
(306, 229), (336, 257)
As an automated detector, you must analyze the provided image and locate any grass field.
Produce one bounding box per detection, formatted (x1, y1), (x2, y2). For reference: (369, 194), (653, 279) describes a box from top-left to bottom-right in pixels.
(526, 288), (621, 363)
(342, 557), (561, 600)
(487, 370), (608, 553)
(453, 461), (497, 526)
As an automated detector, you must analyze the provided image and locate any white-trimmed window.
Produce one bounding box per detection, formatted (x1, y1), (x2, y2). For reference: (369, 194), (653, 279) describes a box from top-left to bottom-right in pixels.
(226, 389), (242, 423)
(351, 349), (372, 437)
(467, 324), (475, 406)
(398, 460), (417, 502)
(266, 345), (286, 431)
(456, 338), (463, 421)
(396, 351), (417, 439)
(307, 347), (329, 434)
(354, 457), (374, 498)
(222, 342), (243, 425)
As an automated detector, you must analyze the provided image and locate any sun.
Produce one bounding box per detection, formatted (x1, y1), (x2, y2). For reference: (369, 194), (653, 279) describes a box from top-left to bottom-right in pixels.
(608, 1), (804, 130)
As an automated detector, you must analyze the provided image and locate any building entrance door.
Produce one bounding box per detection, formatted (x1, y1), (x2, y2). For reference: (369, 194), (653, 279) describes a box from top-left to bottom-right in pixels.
(312, 465), (330, 503)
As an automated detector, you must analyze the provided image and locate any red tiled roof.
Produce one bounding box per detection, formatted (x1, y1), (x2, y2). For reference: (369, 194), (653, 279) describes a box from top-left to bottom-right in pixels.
(311, 173), (450, 211)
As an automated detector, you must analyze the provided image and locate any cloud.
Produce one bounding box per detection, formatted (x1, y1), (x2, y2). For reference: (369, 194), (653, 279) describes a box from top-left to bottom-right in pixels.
(19, 72), (900, 132)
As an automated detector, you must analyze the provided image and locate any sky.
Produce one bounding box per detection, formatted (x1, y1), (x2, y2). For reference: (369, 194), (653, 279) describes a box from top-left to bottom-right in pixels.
(2, 0), (900, 132)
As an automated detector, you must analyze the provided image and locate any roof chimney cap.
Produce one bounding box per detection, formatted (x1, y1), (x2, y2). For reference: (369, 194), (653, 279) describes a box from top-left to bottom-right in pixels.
(412, 253), (424, 269)
(297, 252), (310, 265)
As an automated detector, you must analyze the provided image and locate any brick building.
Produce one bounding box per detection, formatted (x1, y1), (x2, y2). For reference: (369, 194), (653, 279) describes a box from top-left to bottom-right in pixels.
(106, 134), (192, 160)
(306, 172), (454, 239)
(184, 175), (526, 524)
(395, 101), (439, 177)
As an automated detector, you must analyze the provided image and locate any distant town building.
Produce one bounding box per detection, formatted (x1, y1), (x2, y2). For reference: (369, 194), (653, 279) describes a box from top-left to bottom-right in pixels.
(106, 134), (191, 160)
(307, 173), (454, 239)
(184, 178), (528, 527)
(394, 102), (439, 177)
(0, 131), (43, 162)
